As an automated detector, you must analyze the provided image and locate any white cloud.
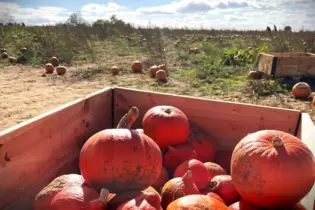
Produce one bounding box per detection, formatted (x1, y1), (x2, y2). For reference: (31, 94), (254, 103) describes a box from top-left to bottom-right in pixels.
(0, 0), (314, 31)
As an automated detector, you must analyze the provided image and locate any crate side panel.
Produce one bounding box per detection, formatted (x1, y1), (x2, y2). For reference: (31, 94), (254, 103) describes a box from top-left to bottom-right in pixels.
(113, 88), (300, 150)
(268, 52), (309, 57)
(275, 65), (315, 77)
(0, 88), (113, 210)
(258, 53), (274, 75)
(297, 113), (315, 209)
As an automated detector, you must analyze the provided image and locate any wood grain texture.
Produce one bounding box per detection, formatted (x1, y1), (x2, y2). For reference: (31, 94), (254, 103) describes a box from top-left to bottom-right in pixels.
(258, 53), (274, 75)
(113, 87), (300, 150)
(0, 87), (113, 210)
(297, 113), (315, 210)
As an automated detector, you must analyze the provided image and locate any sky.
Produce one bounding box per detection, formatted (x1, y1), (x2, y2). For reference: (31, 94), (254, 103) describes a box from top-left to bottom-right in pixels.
(0, 0), (314, 31)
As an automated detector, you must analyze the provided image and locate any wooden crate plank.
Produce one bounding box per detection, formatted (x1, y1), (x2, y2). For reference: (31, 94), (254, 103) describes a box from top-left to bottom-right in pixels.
(0, 87), (113, 210)
(277, 56), (315, 66)
(258, 53), (274, 75)
(297, 113), (315, 210)
(113, 88), (300, 150)
(268, 52), (309, 57)
(276, 65), (315, 77)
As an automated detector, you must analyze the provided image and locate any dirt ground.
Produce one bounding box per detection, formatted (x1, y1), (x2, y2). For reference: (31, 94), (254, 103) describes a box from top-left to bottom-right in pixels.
(1, 64), (314, 131)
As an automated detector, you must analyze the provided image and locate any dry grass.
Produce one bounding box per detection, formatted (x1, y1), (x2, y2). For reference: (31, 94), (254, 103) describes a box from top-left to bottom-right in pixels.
(0, 20), (315, 130)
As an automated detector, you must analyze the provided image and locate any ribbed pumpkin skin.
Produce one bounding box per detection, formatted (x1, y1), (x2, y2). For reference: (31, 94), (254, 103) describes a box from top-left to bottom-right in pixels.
(79, 129), (162, 193)
(231, 130), (315, 209)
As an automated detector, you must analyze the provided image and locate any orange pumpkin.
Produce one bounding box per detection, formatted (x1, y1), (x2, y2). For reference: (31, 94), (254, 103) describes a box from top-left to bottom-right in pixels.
(49, 186), (109, 210)
(56, 66), (67, 75)
(49, 56), (59, 67)
(148, 65), (159, 78)
(131, 61), (143, 73)
(292, 82), (311, 98)
(79, 107), (162, 193)
(247, 71), (263, 80)
(111, 66), (120, 75)
(203, 162), (226, 180)
(45, 63), (54, 74)
(117, 187), (162, 210)
(155, 70), (167, 81)
(231, 130), (315, 208)
(167, 194), (228, 210)
(142, 105), (190, 149)
(158, 64), (168, 71)
(163, 145), (197, 171)
(173, 159), (210, 190)
(161, 170), (199, 209)
(206, 192), (225, 204)
(33, 174), (85, 210)
(151, 166), (169, 192)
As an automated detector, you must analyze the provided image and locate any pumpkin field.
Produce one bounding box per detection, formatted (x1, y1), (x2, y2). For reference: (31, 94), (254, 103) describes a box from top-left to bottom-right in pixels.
(1, 18), (315, 131)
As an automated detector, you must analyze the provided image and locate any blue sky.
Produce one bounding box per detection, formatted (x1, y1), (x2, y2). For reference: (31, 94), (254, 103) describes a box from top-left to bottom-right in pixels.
(0, 0), (314, 31)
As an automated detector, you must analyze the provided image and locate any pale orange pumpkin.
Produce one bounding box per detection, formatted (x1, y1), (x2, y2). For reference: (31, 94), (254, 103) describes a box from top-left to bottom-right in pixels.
(56, 66), (67, 75)
(247, 71), (263, 80)
(148, 65), (159, 78)
(156, 70), (167, 81)
(49, 56), (59, 67)
(45, 63), (54, 74)
(111, 66), (120, 75)
(292, 82), (311, 98)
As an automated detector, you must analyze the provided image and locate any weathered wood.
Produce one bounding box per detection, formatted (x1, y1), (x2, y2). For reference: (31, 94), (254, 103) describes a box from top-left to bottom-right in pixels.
(258, 53), (274, 75)
(0, 87), (113, 210)
(113, 88), (300, 150)
(297, 113), (315, 209)
(258, 52), (315, 77)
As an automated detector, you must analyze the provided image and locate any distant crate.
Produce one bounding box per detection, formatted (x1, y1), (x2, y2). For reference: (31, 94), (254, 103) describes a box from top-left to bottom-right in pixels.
(257, 52), (315, 78)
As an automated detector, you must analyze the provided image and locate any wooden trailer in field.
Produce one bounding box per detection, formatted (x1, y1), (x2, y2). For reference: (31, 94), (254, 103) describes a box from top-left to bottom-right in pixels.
(258, 52), (315, 78)
(0, 87), (315, 209)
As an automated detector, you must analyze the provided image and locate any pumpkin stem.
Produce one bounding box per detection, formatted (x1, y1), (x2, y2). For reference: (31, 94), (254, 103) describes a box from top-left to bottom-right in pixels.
(208, 181), (218, 191)
(272, 136), (284, 147)
(116, 106), (139, 129)
(164, 108), (172, 114)
(88, 188), (109, 210)
(181, 170), (193, 183)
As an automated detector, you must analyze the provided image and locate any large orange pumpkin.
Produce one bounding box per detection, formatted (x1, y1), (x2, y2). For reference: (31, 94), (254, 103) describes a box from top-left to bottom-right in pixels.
(79, 106), (162, 193)
(292, 82), (311, 98)
(155, 70), (167, 81)
(231, 130), (315, 208)
(167, 194), (228, 210)
(148, 65), (159, 78)
(163, 145), (197, 171)
(56, 66), (67, 75)
(142, 105), (190, 149)
(33, 174), (85, 210)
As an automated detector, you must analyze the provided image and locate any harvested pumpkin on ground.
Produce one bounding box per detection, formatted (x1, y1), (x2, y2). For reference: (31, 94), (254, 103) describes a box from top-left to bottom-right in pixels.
(79, 106), (162, 193)
(45, 63), (54, 74)
(56, 66), (67, 75)
(148, 65), (159, 78)
(111, 66), (120, 75)
(49, 56), (59, 67)
(292, 82), (311, 99)
(155, 70), (167, 81)
(1, 52), (8, 59)
(131, 60), (143, 73)
(142, 105), (190, 149)
(231, 129), (315, 209)
(158, 64), (168, 71)
(247, 71), (263, 80)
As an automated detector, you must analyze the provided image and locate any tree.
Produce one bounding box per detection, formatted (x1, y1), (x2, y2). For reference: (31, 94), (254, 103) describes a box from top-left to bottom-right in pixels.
(284, 25), (292, 32)
(66, 12), (87, 26)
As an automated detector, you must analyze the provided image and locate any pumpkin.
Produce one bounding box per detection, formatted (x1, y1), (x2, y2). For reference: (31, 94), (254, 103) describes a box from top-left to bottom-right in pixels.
(107, 190), (142, 210)
(152, 166), (169, 192)
(163, 145), (197, 171)
(206, 175), (240, 206)
(33, 174), (85, 210)
(166, 194), (229, 210)
(207, 192), (225, 204)
(161, 170), (199, 209)
(231, 130), (315, 208)
(186, 125), (217, 162)
(79, 106), (162, 193)
(49, 56), (59, 67)
(45, 63), (54, 74)
(292, 82), (311, 98)
(148, 65), (159, 78)
(20, 47), (27, 53)
(203, 162), (227, 180)
(228, 201), (261, 210)
(117, 187), (162, 210)
(1, 52), (8, 59)
(111, 66), (120, 75)
(155, 70), (167, 81)
(215, 150), (233, 174)
(56, 66), (67, 75)
(158, 64), (168, 71)
(131, 60), (143, 73)
(142, 105), (190, 149)
(0, 48), (6, 53)
(247, 71), (263, 80)
(173, 159), (210, 190)
(49, 186), (109, 210)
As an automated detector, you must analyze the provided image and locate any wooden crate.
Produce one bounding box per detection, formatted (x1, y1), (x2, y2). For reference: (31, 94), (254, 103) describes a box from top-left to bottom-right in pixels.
(258, 52), (315, 78)
(1, 87), (315, 210)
